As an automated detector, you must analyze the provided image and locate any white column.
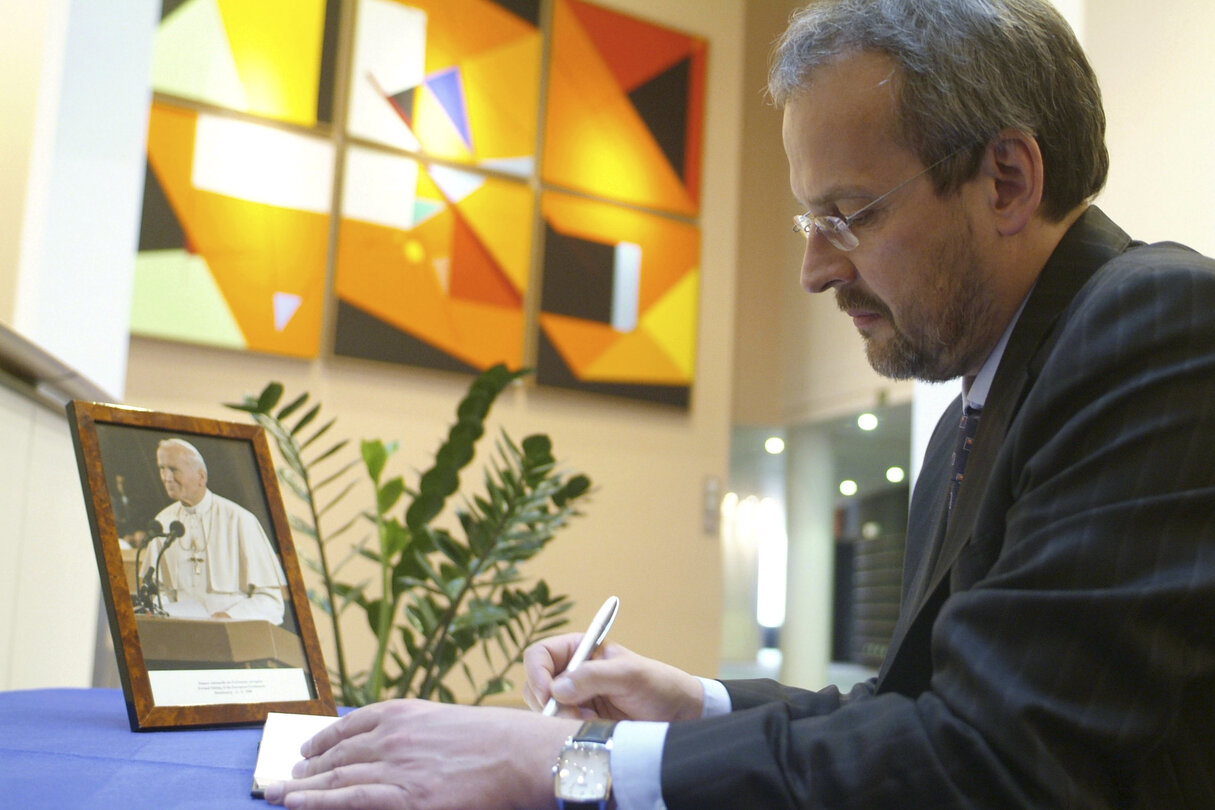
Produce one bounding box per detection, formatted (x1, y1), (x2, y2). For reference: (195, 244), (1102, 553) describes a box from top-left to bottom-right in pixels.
(780, 424), (835, 688)
(8, 0), (158, 399)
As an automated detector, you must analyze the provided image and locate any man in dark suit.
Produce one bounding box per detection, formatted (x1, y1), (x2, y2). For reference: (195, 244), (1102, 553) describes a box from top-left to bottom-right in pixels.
(267, 1), (1215, 808)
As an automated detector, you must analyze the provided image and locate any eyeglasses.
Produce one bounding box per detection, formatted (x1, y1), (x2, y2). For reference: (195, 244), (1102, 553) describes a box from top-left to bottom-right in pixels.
(792, 147), (966, 251)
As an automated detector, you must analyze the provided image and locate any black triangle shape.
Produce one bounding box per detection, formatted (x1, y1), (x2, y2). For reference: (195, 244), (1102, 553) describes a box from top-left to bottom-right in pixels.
(490, 0), (540, 26)
(628, 57), (690, 183)
(138, 160), (186, 252)
(334, 299), (479, 375)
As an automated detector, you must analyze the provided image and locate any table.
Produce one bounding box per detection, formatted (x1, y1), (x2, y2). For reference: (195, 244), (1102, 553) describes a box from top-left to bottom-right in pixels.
(0, 688), (333, 808)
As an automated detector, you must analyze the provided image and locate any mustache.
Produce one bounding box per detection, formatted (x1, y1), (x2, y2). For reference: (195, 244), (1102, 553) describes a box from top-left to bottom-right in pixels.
(835, 287), (893, 319)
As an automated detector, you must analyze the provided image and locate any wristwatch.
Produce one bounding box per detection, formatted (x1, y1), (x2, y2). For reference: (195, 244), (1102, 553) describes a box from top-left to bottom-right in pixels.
(553, 719), (617, 810)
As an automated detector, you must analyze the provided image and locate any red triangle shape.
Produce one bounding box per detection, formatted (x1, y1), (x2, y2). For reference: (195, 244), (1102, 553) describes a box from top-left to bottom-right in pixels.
(448, 211), (522, 309)
(564, 0), (697, 91)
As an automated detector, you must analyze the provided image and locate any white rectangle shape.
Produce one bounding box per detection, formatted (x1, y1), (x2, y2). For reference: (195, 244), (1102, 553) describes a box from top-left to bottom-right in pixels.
(342, 146), (420, 230)
(192, 115), (334, 214)
(148, 667), (313, 706)
(612, 241), (642, 332)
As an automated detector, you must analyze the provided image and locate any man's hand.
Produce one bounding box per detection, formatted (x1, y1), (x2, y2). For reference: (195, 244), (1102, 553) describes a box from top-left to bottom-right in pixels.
(522, 634), (704, 722)
(263, 700), (579, 810)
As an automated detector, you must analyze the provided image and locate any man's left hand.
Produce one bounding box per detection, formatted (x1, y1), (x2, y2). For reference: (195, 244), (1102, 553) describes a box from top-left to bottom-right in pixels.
(263, 699), (579, 810)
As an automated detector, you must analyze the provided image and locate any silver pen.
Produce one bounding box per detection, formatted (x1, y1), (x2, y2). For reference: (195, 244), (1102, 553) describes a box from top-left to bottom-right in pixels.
(542, 595), (620, 716)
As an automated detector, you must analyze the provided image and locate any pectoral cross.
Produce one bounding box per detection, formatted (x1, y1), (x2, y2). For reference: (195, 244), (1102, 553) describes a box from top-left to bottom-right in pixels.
(188, 554), (204, 575)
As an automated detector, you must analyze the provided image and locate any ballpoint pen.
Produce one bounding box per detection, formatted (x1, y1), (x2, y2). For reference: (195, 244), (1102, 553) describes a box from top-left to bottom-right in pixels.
(542, 595), (620, 716)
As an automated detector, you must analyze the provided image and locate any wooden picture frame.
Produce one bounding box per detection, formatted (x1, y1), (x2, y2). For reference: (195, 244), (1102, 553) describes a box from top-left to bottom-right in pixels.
(67, 401), (336, 730)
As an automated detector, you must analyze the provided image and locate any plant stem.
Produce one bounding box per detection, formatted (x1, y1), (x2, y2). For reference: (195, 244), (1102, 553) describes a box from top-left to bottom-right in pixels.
(366, 515), (397, 702)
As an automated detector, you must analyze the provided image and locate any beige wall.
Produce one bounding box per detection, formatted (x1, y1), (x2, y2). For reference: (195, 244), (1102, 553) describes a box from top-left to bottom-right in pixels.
(121, 0), (747, 691)
(730, 1), (912, 430)
(1085, 0), (1215, 257)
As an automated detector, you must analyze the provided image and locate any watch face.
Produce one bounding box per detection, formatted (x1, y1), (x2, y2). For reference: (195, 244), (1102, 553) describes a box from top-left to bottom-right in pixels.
(555, 743), (610, 801)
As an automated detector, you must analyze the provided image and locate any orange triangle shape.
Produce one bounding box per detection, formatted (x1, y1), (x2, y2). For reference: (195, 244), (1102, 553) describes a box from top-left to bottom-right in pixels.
(538, 313), (619, 375)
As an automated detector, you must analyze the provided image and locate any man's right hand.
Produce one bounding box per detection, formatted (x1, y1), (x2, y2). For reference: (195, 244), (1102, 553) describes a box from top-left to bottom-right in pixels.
(522, 634), (705, 722)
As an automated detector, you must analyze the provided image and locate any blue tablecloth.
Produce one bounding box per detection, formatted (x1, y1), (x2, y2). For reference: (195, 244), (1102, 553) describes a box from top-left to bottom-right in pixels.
(0, 688), (300, 808)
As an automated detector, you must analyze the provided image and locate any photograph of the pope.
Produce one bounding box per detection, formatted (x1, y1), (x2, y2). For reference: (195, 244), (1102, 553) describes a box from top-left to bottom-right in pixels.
(93, 422), (307, 680)
(145, 437), (287, 625)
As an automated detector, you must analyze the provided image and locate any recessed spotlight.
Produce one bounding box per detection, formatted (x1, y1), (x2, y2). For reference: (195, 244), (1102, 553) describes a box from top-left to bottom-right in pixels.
(839, 479), (858, 496)
(764, 436), (785, 455)
(857, 413), (878, 431)
(886, 466), (906, 484)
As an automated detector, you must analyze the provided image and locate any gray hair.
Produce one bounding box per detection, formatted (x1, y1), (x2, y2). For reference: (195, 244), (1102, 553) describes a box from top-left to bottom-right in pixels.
(769, 0), (1107, 221)
(157, 438), (208, 475)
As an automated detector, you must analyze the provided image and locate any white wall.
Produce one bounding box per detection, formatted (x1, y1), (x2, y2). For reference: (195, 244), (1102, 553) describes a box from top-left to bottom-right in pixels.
(1, 0), (156, 400)
(1085, 0), (1215, 256)
(0, 382), (100, 689)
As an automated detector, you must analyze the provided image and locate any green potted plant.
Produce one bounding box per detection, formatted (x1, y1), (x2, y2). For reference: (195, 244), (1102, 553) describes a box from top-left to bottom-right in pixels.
(227, 365), (591, 707)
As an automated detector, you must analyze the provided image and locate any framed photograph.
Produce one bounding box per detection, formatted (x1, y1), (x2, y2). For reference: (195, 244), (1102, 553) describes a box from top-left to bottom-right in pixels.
(67, 401), (336, 730)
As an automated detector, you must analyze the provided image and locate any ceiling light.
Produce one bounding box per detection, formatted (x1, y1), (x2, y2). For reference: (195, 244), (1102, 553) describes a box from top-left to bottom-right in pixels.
(886, 466), (906, 484)
(839, 479), (858, 497)
(857, 413), (878, 431)
(764, 436), (785, 455)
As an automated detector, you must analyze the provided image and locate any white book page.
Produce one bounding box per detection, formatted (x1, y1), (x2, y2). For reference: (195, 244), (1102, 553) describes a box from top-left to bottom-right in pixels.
(251, 712), (340, 796)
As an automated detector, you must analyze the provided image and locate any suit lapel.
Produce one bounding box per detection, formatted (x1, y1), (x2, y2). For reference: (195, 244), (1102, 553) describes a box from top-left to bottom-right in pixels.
(877, 207), (1134, 694)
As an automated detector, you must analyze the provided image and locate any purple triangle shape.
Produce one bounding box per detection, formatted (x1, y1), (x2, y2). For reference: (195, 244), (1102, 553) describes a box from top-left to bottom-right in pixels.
(426, 67), (473, 150)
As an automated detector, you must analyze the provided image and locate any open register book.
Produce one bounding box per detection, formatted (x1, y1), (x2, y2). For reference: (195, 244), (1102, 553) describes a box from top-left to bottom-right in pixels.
(251, 712), (341, 798)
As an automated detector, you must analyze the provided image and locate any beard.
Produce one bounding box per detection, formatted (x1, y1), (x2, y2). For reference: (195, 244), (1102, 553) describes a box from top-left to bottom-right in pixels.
(837, 225), (997, 382)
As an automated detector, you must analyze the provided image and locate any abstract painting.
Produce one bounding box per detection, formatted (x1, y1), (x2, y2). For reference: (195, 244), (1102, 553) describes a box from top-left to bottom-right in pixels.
(133, 0), (705, 406)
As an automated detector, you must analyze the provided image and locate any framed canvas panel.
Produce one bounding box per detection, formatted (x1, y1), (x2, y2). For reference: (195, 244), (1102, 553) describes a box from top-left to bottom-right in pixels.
(333, 147), (531, 373)
(132, 100), (333, 359)
(537, 189), (700, 407)
(151, 0), (342, 129)
(67, 401), (335, 731)
(346, 0), (542, 175)
(543, 0), (706, 217)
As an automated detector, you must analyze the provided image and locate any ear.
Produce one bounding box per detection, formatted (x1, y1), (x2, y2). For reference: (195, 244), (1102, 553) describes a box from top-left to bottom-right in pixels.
(979, 129), (1043, 236)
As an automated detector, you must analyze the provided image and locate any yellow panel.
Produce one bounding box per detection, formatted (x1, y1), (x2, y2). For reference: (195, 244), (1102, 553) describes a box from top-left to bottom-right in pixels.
(639, 268), (698, 378)
(216, 0), (326, 126)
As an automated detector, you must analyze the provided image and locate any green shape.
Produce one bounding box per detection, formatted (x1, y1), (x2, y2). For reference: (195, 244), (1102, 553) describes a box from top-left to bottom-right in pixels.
(131, 250), (246, 349)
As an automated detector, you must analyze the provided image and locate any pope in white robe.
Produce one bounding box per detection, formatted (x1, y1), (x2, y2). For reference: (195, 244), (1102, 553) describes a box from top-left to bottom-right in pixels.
(146, 438), (287, 625)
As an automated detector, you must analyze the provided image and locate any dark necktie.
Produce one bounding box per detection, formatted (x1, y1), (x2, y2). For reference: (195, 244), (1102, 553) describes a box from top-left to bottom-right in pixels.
(947, 405), (981, 517)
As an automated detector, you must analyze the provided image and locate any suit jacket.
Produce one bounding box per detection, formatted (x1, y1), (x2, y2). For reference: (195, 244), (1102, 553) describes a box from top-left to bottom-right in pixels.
(662, 208), (1215, 808)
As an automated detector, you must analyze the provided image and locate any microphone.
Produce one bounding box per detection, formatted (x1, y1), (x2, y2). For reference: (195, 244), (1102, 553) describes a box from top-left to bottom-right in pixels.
(153, 521), (186, 614)
(145, 519), (167, 539)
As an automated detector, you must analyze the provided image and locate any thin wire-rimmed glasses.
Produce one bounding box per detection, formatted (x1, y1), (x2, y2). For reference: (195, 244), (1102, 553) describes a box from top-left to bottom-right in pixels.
(792, 147), (967, 251)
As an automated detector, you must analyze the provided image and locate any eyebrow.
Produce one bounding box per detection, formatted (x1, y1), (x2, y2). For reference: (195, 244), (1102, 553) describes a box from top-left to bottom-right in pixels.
(801, 186), (876, 212)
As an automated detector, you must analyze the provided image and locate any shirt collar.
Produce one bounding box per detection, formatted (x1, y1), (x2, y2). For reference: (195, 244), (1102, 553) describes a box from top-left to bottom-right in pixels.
(181, 489), (213, 515)
(962, 290), (1032, 411)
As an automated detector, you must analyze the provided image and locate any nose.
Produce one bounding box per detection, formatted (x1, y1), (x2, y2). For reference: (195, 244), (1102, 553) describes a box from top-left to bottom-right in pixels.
(799, 235), (856, 293)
